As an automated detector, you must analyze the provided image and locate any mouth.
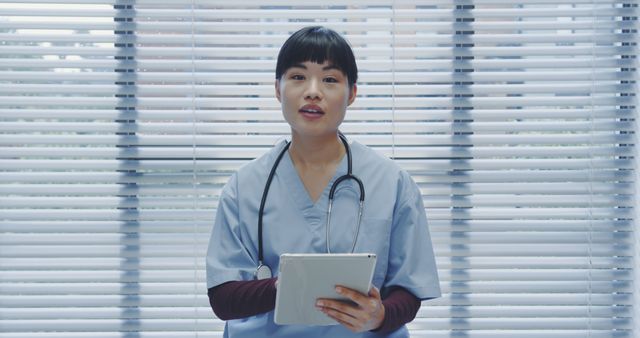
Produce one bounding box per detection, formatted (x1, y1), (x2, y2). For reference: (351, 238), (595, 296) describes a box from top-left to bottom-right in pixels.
(299, 104), (325, 116)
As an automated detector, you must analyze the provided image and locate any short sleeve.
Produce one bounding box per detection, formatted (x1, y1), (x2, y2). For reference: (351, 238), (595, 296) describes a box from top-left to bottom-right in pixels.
(206, 173), (257, 289)
(384, 171), (441, 300)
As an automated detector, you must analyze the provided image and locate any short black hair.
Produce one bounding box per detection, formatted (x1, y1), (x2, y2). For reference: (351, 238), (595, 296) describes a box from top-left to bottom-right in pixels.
(275, 26), (358, 88)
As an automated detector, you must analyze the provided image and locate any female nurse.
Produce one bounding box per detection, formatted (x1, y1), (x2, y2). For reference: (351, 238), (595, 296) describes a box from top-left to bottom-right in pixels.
(206, 26), (440, 337)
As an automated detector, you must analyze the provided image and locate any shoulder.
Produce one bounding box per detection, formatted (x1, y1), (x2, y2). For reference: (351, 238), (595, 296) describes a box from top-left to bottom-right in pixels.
(351, 140), (419, 201)
(236, 139), (288, 180)
(351, 140), (400, 172)
(351, 140), (409, 183)
(222, 140), (289, 195)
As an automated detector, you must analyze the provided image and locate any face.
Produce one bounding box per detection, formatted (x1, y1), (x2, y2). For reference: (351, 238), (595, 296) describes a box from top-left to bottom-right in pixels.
(276, 60), (357, 140)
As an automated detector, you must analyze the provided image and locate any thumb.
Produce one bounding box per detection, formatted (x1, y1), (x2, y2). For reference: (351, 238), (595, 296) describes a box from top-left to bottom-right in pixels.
(369, 286), (381, 299)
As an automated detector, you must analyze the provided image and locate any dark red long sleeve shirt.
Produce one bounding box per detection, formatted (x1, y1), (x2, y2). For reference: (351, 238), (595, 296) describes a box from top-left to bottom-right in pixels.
(208, 279), (421, 334)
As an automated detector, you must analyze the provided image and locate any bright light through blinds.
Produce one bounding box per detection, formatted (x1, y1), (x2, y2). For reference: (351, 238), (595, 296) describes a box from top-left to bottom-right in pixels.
(0, 1), (637, 338)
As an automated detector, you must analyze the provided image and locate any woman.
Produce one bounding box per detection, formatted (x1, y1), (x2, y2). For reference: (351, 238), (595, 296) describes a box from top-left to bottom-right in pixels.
(206, 26), (440, 337)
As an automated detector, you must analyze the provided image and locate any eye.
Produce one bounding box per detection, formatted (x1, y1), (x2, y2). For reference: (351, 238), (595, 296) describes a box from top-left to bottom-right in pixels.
(324, 77), (338, 83)
(290, 74), (305, 80)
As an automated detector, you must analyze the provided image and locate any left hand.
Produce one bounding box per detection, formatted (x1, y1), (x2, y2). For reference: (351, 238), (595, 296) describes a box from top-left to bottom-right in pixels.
(315, 285), (385, 332)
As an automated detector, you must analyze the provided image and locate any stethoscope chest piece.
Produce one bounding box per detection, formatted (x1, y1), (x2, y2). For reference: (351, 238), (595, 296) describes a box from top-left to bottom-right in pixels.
(255, 263), (272, 280)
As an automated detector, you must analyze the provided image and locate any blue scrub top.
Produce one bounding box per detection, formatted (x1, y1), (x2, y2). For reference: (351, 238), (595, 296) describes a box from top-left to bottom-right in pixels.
(206, 140), (441, 338)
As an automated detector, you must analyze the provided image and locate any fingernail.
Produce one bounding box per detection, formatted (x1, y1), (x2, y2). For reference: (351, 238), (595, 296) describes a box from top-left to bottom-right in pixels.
(335, 287), (342, 293)
(316, 301), (324, 306)
(371, 300), (377, 307)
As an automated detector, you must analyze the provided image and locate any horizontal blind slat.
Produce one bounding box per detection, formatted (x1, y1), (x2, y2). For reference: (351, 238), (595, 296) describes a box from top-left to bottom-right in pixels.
(1, 1), (635, 337)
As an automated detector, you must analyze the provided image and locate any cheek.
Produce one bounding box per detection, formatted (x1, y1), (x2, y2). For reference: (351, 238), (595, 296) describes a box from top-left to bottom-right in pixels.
(335, 90), (350, 107)
(282, 85), (301, 102)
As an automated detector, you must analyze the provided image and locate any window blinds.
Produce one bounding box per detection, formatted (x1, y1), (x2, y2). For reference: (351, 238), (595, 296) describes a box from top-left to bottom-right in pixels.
(0, 1), (636, 338)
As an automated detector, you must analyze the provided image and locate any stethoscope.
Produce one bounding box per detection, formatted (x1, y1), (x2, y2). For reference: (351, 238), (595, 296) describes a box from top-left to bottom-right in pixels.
(255, 133), (365, 280)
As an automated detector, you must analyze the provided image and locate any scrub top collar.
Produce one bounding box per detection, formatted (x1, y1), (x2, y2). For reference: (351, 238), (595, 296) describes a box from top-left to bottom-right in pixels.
(279, 141), (350, 214)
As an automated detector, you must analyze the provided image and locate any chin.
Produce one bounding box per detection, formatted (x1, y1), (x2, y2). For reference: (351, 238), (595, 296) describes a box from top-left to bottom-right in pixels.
(291, 127), (336, 139)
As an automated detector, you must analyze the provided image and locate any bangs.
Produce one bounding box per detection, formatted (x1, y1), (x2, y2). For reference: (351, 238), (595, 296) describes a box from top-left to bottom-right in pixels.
(285, 36), (349, 73)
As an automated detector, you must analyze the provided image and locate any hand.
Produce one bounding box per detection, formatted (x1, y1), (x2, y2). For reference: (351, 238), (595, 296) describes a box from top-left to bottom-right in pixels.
(315, 285), (385, 332)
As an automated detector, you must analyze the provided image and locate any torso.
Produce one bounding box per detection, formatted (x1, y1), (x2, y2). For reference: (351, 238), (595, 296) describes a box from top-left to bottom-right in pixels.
(209, 140), (431, 337)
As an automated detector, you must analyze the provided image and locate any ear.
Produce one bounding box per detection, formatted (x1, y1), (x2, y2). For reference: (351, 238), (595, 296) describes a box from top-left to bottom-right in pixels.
(275, 79), (282, 102)
(347, 83), (357, 106)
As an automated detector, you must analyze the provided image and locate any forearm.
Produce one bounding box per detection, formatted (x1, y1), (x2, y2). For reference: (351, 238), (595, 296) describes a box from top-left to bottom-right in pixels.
(372, 286), (421, 334)
(207, 278), (277, 320)
(208, 279), (421, 330)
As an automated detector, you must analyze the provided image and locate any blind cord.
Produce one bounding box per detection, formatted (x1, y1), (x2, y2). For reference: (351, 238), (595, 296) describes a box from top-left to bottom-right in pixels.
(587, 1), (596, 336)
(189, 1), (199, 336)
(391, 0), (396, 160)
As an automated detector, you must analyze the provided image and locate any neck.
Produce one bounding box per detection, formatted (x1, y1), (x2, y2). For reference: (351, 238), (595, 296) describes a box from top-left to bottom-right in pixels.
(288, 133), (345, 169)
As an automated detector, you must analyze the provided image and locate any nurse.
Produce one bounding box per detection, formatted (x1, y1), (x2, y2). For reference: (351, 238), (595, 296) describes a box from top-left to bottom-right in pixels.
(206, 26), (440, 337)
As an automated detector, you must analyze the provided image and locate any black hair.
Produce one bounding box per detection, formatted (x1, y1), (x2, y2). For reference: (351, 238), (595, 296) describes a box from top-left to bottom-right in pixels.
(275, 26), (358, 88)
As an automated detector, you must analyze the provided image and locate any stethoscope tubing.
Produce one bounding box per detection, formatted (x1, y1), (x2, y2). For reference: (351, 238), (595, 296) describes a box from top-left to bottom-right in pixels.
(255, 133), (365, 279)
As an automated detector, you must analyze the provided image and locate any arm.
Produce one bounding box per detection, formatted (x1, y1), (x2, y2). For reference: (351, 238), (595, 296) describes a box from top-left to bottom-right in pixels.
(208, 278), (277, 320)
(315, 285), (420, 333)
(206, 173), (275, 320)
(384, 171), (441, 299)
(372, 286), (422, 334)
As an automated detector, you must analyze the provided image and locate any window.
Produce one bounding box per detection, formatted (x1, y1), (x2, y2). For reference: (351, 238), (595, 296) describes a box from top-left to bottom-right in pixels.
(0, 1), (636, 337)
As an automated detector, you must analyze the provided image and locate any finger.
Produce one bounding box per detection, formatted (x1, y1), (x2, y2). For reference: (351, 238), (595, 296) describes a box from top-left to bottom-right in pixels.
(330, 315), (361, 332)
(317, 298), (376, 331)
(325, 313), (359, 332)
(316, 298), (361, 318)
(335, 286), (373, 309)
(319, 305), (362, 331)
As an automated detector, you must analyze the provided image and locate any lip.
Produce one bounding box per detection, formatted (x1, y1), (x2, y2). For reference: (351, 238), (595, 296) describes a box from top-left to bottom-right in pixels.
(298, 104), (325, 121)
(298, 104), (325, 115)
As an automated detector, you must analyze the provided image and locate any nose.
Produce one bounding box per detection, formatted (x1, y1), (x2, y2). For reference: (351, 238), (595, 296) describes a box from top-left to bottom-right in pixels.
(304, 78), (322, 101)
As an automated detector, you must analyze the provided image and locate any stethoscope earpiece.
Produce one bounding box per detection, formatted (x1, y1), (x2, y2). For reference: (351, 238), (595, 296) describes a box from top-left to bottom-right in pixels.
(255, 134), (365, 280)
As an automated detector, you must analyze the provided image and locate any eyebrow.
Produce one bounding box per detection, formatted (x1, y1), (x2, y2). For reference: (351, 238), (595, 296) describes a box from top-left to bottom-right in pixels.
(290, 63), (341, 72)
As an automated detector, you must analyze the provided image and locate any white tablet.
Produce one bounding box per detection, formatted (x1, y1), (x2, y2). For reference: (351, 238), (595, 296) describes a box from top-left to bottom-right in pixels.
(274, 253), (377, 326)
